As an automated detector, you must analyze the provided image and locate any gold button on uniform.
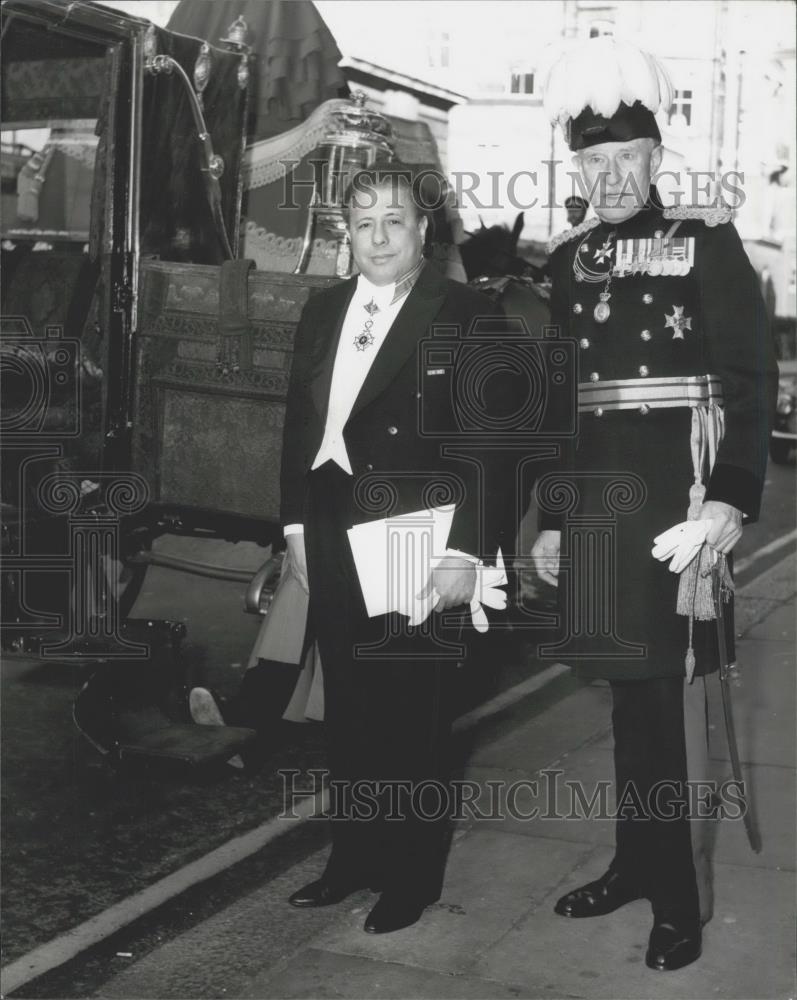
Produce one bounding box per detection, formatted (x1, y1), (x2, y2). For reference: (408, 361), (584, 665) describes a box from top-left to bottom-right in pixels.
(589, 371), (600, 382)
(643, 293), (653, 304)
(640, 330), (652, 341)
(594, 407), (604, 417)
(639, 365), (649, 377)
(579, 338), (590, 349)
(639, 404), (650, 415)
(387, 426), (398, 435)
(573, 303), (583, 314)
(654, 230), (664, 239)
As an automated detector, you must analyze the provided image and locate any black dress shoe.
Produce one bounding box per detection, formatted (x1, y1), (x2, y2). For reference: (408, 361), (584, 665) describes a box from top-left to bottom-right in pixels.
(288, 878), (367, 908)
(645, 914), (702, 971)
(554, 869), (643, 918)
(363, 892), (429, 934)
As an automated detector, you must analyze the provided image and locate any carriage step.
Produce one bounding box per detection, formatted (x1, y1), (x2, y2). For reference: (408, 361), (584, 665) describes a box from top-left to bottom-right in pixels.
(116, 715), (256, 766)
(74, 685), (257, 766)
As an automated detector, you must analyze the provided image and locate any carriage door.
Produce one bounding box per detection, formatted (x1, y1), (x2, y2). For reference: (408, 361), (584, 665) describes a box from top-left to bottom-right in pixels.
(1, 0), (140, 507)
(1, 1), (141, 644)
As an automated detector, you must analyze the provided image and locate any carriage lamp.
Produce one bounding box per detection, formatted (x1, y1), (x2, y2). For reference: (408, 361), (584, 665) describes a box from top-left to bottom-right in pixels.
(193, 44), (212, 110)
(219, 16), (251, 91)
(294, 92), (394, 276)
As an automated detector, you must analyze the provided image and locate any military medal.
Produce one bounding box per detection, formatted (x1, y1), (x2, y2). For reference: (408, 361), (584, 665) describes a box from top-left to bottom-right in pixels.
(354, 299), (380, 351)
(593, 237), (614, 264)
(615, 236), (695, 276)
(594, 290), (611, 323)
(573, 229), (616, 322)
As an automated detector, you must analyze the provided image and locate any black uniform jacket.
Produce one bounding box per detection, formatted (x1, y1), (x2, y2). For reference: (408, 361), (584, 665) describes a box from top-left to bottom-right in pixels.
(542, 191), (778, 680)
(280, 262), (507, 559)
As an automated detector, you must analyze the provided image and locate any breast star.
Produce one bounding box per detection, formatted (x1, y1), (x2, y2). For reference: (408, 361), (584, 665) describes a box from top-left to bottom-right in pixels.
(664, 305), (692, 339)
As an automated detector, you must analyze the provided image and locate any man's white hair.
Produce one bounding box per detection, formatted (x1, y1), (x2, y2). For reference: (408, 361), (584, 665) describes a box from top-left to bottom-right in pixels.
(573, 136), (661, 160)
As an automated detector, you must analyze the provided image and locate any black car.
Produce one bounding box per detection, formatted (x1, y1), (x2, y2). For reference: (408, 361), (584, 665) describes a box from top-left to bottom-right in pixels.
(771, 359), (797, 464)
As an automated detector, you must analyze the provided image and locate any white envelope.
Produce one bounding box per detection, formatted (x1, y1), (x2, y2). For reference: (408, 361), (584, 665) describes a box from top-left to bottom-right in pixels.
(347, 504), (456, 619)
(347, 506), (508, 632)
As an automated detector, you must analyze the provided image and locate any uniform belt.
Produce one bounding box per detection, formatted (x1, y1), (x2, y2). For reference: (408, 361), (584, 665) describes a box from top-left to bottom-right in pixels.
(578, 375), (724, 413)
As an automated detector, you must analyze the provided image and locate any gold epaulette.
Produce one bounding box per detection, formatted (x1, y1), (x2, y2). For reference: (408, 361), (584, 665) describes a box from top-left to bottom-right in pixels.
(662, 204), (732, 227)
(547, 216), (600, 254)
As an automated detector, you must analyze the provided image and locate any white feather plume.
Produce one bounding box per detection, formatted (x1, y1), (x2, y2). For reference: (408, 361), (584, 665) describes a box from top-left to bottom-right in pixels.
(540, 36), (673, 127)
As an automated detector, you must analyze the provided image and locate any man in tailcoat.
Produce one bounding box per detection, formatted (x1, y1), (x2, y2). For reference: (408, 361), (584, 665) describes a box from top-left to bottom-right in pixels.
(280, 164), (507, 933)
(533, 38), (777, 971)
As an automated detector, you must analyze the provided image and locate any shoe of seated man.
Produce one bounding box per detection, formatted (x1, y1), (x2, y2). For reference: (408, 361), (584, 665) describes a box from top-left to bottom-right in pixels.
(189, 687), (243, 769)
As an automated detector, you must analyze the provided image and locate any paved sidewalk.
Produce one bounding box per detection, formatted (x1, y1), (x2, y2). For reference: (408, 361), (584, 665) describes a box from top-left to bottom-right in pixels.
(88, 594), (795, 1000)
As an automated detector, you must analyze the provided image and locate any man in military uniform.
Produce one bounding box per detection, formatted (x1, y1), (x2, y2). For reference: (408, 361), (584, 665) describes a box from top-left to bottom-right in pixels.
(533, 38), (777, 971)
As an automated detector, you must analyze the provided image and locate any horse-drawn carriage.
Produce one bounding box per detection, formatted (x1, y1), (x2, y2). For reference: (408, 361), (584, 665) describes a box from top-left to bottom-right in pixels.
(1, 0), (552, 767)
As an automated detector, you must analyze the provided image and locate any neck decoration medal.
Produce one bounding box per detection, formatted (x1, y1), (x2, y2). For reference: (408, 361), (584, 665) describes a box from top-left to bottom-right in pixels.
(354, 298), (380, 351)
(573, 230), (616, 323)
(594, 286), (612, 324)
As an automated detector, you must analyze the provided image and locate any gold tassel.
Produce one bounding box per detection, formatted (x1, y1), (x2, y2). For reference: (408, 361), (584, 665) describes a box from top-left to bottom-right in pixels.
(676, 480), (735, 679)
(677, 404), (731, 679)
(676, 479), (709, 618)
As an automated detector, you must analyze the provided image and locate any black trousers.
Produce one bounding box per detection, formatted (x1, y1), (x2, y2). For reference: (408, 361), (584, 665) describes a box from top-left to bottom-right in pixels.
(305, 462), (455, 902)
(223, 660), (301, 746)
(609, 676), (700, 921)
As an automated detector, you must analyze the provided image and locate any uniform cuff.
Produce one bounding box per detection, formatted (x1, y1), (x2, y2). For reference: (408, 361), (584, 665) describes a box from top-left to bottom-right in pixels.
(538, 512), (564, 532)
(283, 523), (304, 536)
(705, 463), (762, 523)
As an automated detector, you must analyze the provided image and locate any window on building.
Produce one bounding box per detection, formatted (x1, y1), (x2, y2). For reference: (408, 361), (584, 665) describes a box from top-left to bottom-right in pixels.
(667, 89), (693, 128)
(427, 30), (450, 69)
(510, 71), (534, 95)
(589, 19), (614, 38)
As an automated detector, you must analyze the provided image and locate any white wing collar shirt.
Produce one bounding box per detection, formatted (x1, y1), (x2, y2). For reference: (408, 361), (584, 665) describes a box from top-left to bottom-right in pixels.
(283, 262), (421, 537)
(311, 271), (409, 474)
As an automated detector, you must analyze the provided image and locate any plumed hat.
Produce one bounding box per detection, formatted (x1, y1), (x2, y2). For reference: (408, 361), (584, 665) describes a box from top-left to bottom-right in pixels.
(539, 37), (673, 151)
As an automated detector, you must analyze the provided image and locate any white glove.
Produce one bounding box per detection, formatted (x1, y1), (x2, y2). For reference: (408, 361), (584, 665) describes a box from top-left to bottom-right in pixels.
(469, 584), (508, 633)
(651, 520), (713, 574)
(469, 551), (509, 633)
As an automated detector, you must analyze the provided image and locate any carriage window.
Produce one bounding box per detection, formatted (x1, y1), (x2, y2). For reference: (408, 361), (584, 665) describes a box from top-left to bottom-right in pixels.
(1, 125), (98, 242)
(427, 30), (450, 70)
(589, 19), (615, 38)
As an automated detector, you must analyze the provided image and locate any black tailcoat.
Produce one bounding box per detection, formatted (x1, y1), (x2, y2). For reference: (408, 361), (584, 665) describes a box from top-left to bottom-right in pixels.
(279, 263), (506, 894)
